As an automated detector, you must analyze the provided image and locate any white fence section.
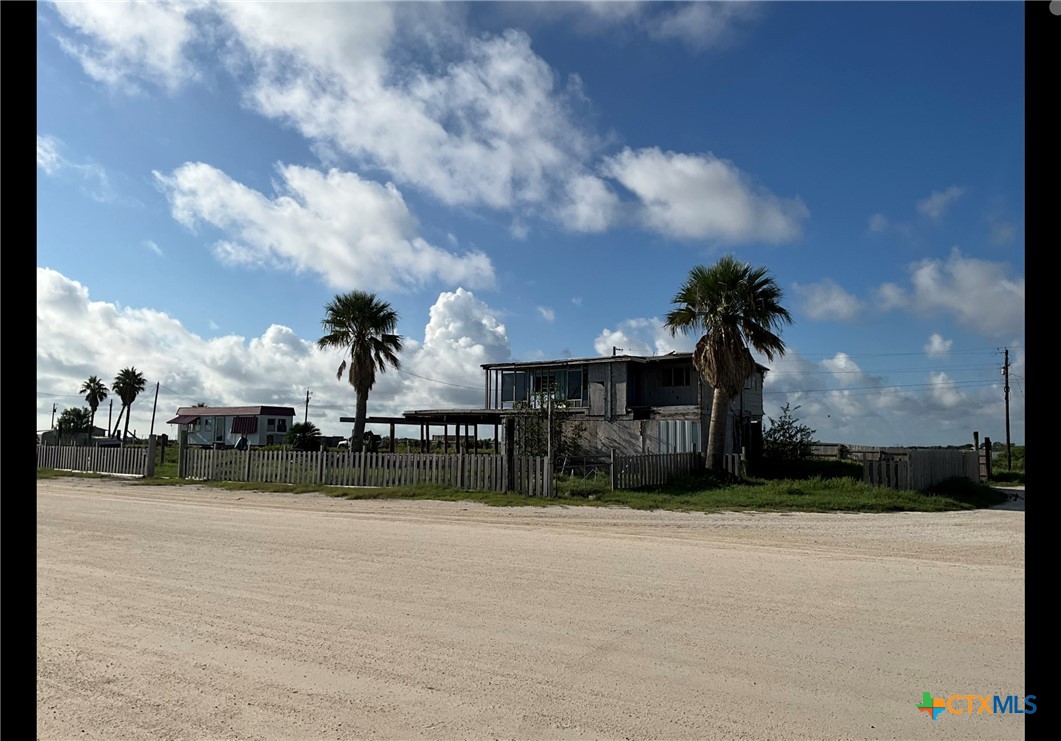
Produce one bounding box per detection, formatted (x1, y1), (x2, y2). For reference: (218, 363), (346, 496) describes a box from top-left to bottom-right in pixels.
(179, 448), (553, 496)
(37, 444), (149, 477)
(862, 449), (979, 490)
(611, 451), (702, 490)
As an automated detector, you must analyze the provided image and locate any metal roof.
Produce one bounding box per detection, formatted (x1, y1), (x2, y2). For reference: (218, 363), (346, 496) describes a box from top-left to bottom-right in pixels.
(171, 406), (296, 418)
(482, 353), (770, 372)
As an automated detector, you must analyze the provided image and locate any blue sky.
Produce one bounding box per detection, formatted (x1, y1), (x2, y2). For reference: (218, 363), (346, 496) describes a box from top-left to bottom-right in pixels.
(36, 1), (1025, 446)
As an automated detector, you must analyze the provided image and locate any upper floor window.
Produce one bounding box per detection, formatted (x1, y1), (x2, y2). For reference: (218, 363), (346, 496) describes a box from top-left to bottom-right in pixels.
(660, 367), (691, 387)
(277, 418), (288, 432)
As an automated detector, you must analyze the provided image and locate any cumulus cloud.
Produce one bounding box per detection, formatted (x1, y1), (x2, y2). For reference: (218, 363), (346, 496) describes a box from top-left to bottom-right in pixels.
(50, 0), (204, 93)
(602, 147), (809, 243)
(557, 174), (620, 232)
(37, 268), (510, 435)
(924, 333), (952, 357)
(875, 247), (1024, 337)
(916, 186), (966, 221)
(154, 161), (495, 292)
(792, 279), (863, 321)
(49, 2), (797, 240)
(593, 317), (696, 357)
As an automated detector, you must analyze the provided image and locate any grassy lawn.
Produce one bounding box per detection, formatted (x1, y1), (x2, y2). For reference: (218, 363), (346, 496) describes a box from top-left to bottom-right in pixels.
(38, 461), (1008, 513)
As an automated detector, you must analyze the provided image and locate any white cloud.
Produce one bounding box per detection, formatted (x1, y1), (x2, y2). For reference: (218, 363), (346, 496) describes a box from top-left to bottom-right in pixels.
(868, 213), (889, 232)
(927, 372), (965, 408)
(642, 1), (760, 51)
(571, 297), (583, 307)
(37, 135), (63, 174)
(154, 162), (495, 292)
(924, 333), (952, 357)
(916, 186), (966, 221)
(876, 247), (1024, 337)
(602, 147), (809, 243)
(593, 317), (696, 358)
(557, 174), (620, 233)
(50, 2), (797, 241)
(51, 0), (204, 93)
(792, 279), (862, 321)
(537, 306), (556, 323)
(143, 240), (163, 257)
(36, 133), (124, 203)
(37, 268), (510, 436)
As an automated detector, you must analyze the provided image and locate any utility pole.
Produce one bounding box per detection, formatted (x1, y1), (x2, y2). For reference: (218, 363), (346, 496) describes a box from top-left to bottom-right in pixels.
(51, 403), (58, 430)
(1002, 347), (1011, 469)
(612, 346), (626, 357)
(108, 399), (113, 437)
(304, 388), (312, 424)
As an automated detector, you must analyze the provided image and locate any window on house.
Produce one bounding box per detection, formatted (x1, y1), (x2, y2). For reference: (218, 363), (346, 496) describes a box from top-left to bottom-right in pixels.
(267, 418), (276, 431)
(744, 374), (756, 390)
(277, 419), (287, 432)
(660, 367), (691, 387)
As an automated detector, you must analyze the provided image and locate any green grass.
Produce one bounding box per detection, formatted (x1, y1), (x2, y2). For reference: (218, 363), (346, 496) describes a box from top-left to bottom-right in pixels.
(38, 464), (1008, 513)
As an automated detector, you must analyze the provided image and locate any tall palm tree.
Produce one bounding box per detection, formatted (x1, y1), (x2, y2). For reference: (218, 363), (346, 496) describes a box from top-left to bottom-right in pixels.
(112, 367), (147, 441)
(79, 375), (109, 434)
(317, 291), (403, 453)
(664, 256), (792, 472)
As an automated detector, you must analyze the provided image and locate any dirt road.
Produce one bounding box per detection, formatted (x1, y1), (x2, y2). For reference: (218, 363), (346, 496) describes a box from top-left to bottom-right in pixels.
(37, 478), (1026, 740)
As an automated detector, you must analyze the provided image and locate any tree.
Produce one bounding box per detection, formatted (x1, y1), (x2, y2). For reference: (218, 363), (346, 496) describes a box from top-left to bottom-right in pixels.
(284, 421), (322, 451)
(763, 403), (816, 462)
(112, 367), (147, 441)
(79, 375), (109, 433)
(511, 391), (585, 469)
(664, 257), (792, 472)
(57, 407), (93, 445)
(317, 291), (403, 453)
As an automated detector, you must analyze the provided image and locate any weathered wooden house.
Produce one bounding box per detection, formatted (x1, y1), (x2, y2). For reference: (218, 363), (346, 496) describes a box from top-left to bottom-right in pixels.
(480, 352), (767, 457)
(166, 405), (297, 448)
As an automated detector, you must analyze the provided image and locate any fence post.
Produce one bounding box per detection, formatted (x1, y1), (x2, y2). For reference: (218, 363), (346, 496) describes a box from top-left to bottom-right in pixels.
(983, 437), (992, 480)
(178, 429), (187, 478)
(545, 456), (554, 498)
(145, 435), (157, 477)
(245, 447), (253, 482)
(610, 449), (617, 490)
(459, 448), (466, 489)
(504, 417), (515, 492)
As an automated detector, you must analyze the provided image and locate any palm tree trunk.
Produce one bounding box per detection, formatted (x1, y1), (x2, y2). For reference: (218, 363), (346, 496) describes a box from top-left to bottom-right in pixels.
(352, 392), (368, 453)
(122, 402), (133, 441)
(706, 387), (731, 472)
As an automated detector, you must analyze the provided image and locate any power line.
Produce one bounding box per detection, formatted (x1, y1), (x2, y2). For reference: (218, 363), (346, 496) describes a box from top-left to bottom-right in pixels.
(396, 367), (482, 391)
(763, 378), (1000, 398)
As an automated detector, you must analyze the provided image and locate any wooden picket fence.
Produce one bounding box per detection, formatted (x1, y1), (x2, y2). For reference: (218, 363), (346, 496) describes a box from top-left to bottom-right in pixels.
(610, 450), (703, 490)
(862, 449), (979, 491)
(36, 443), (149, 477)
(179, 448), (553, 496)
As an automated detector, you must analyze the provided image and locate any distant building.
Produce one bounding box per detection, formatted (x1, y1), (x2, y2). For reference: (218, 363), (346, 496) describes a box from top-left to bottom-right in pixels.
(167, 406), (296, 447)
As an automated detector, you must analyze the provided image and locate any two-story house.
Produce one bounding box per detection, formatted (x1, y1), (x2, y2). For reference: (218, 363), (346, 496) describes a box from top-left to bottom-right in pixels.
(480, 352), (767, 458)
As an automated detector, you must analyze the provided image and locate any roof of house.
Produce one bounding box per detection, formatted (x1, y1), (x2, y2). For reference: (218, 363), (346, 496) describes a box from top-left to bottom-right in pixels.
(167, 406), (296, 424)
(482, 352), (770, 373)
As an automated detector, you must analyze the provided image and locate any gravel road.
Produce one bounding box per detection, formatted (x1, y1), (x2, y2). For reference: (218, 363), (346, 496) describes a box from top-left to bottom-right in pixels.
(37, 478), (1026, 740)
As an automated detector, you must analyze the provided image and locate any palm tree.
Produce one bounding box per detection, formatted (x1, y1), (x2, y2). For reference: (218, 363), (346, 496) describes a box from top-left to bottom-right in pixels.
(664, 256), (792, 473)
(317, 291), (403, 453)
(284, 421), (322, 452)
(79, 375), (109, 434)
(112, 367), (147, 441)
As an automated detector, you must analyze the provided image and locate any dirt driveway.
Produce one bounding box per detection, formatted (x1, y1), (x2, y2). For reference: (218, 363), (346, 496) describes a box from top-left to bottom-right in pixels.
(37, 478), (1025, 740)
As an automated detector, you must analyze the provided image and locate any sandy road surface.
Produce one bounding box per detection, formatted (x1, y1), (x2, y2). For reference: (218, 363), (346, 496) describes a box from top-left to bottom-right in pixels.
(37, 479), (1025, 740)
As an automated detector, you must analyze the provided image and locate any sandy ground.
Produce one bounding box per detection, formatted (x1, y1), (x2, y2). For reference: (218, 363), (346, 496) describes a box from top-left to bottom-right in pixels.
(37, 478), (1026, 740)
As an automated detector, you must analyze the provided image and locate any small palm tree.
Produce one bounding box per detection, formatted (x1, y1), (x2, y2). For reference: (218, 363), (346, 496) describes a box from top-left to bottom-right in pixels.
(664, 256), (792, 472)
(79, 375), (109, 434)
(284, 421), (322, 452)
(112, 367), (147, 441)
(317, 291), (403, 453)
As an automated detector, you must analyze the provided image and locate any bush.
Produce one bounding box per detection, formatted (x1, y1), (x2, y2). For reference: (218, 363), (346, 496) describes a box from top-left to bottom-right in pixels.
(763, 403), (816, 462)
